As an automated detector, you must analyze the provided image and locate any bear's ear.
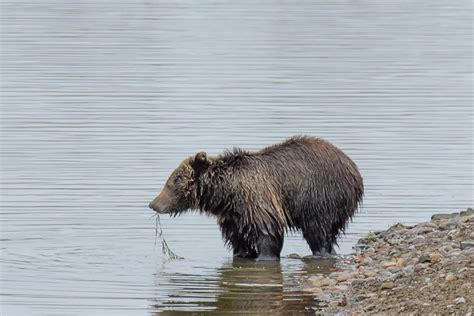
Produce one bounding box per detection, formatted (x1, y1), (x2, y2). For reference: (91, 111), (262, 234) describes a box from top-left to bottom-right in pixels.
(191, 151), (210, 172)
(195, 151), (207, 163)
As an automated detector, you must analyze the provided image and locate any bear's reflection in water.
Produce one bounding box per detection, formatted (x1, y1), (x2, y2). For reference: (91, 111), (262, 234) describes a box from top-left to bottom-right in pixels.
(153, 257), (336, 314)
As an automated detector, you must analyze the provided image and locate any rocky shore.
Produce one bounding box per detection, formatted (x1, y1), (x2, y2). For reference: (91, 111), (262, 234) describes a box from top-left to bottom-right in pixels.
(302, 208), (474, 315)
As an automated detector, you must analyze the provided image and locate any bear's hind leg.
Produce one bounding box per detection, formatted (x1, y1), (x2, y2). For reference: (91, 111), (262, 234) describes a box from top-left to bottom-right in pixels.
(256, 234), (283, 261)
(301, 223), (327, 256)
(324, 233), (338, 255)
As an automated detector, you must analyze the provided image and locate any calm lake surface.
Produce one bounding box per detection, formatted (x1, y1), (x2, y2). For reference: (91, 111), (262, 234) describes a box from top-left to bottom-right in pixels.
(1, 0), (472, 314)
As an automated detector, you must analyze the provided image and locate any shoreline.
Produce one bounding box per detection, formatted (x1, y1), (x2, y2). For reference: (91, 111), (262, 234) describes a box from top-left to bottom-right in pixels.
(302, 208), (473, 314)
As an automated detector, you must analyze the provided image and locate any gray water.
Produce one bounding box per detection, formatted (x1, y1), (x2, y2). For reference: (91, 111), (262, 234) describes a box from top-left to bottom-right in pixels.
(1, 0), (473, 314)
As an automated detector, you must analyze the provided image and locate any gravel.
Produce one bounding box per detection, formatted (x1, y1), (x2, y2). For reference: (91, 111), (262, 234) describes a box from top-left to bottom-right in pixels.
(302, 208), (474, 315)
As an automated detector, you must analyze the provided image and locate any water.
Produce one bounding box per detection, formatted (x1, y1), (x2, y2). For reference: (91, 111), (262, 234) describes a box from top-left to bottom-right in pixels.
(1, 0), (472, 314)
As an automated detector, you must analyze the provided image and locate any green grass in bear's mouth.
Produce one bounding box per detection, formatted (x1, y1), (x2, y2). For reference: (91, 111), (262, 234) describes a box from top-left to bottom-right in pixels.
(155, 214), (184, 260)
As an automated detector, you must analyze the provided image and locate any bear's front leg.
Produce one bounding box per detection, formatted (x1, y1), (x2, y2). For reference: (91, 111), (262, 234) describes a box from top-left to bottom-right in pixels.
(232, 240), (257, 259)
(256, 234), (283, 261)
(233, 247), (256, 259)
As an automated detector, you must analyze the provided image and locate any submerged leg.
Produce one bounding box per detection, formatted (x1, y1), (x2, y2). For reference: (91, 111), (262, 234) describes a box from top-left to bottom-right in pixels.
(256, 234), (283, 261)
(301, 223), (327, 256)
(233, 244), (257, 259)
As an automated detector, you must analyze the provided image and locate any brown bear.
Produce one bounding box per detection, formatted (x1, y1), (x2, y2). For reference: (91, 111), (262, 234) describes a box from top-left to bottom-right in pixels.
(149, 136), (363, 260)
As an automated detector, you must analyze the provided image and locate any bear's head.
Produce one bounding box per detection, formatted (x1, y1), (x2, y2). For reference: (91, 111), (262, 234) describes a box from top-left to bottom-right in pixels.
(149, 151), (211, 214)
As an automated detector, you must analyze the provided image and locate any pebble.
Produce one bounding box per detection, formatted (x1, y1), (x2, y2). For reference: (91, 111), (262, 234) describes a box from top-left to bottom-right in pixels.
(396, 258), (406, 268)
(431, 213), (458, 221)
(363, 257), (373, 265)
(382, 261), (397, 268)
(303, 287), (323, 294)
(454, 297), (466, 305)
(448, 250), (461, 257)
(380, 281), (395, 289)
(364, 304), (376, 311)
(428, 252), (443, 263)
(438, 219), (458, 231)
(445, 273), (455, 282)
(387, 267), (399, 274)
(287, 253), (302, 259)
(364, 271), (377, 278)
(458, 267), (468, 274)
(311, 277), (336, 287)
(389, 273), (402, 282)
(418, 255), (431, 263)
(410, 235), (426, 245)
(460, 282), (471, 291)
(403, 265), (415, 275)
(460, 240), (474, 250)
(414, 226), (435, 234)
(336, 272), (357, 283)
(353, 294), (367, 302)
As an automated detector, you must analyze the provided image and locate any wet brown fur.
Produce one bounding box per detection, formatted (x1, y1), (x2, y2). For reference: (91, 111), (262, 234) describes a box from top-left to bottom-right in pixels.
(149, 136), (364, 259)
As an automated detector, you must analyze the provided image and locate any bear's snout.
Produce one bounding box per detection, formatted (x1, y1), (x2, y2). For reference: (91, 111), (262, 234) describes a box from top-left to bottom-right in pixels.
(148, 201), (163, 213)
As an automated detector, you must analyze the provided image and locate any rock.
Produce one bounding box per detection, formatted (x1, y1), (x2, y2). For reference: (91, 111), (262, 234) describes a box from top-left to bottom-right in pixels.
(415, 263), (430, 272)
(460, 240), (474, 250)
(364, 271), (377, 278)
(382, 261), (397, 268)
(413, 224), (436, 234)
(389, 272), (402, 282)
(303, 287), (323, 294)
(353, 294), (367, 302)
(431, 213), (458, 221)
(358, 232), (377, 245)
(403, 265), (415, 275)
(463, 215), (474, 223)
(438, 219), (458, 231)
(334, 284), (349, 291)
(336, 272), (357, 283)
(445, 273), (455, 282)
(461, 282), (471, 291)
(386, 238), (403, 246)
(387, 267), (400, 274)
(311, 277), (336, 287)
(454, 297), (466, 305)
(460, 208), (474, 217)
(396, 258), (406, 268)
(428, 252), (443, 263)
(448, 250), (461, 257)
(410, 235), (426, 245)
(458, 267), (468, 273)
(381, 281), (395, 289)
(287, 253), (302, 259)
(353, 243), (370, 251)
(363, 257), (373, 265)
(439, 245), (453, 254)
(405, 299), (417, 307)
(364, 304), (376, 311)
(328, 297), (347, 307)
(418, 255), (431, 263)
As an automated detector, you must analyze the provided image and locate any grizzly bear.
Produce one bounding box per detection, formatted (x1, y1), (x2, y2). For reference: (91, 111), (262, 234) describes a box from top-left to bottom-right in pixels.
(149, 136), (363, 260)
